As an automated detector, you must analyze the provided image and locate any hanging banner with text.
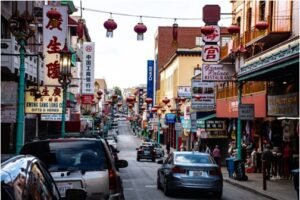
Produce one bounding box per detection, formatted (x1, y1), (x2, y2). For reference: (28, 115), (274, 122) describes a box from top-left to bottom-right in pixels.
(43, 5), (67, 85)
(82, 42), (95, 94)
(25, 86), (63, 114)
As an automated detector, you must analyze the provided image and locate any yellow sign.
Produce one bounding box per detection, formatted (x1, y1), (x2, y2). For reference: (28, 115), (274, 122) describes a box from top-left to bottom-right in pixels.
(25, 86), (63, 114)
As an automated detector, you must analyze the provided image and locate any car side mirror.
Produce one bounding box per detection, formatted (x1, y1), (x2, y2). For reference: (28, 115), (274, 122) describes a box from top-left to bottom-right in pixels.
(65, 188), (87, 200)
(116, 159), (128, 168)
(157, 159), (164, 164)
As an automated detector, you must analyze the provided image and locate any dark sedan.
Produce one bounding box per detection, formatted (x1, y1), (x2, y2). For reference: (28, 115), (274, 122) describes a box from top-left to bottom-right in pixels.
(157, 151), (223, 198)
(136, 145), (156, 162)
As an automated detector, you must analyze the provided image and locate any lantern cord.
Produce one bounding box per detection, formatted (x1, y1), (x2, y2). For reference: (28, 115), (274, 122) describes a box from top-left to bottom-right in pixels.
(79, 7), (232, 21)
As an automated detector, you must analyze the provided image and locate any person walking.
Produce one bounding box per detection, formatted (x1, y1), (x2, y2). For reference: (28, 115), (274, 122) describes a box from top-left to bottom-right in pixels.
(213, 145), (221, 166)
(204, 144), (211, 155)
(283, 142), (293, 179)
(166, 142), (171, 155)
(262, 144), (274, 180)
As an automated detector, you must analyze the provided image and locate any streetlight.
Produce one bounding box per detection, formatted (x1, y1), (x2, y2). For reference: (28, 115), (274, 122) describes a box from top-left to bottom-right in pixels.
(9, 10), (35, 153)
(58, 40), (72, 138)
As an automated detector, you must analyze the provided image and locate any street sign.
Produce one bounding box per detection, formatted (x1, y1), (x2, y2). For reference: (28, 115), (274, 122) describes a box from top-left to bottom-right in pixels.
(238, 104), (254, 120)
(175, 122), (183, 132)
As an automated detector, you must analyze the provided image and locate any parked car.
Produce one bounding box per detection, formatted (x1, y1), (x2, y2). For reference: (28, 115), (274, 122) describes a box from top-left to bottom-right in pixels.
(152, 143), (165, 158)
(20, 138), (128, 200)
(136, 145), (156, 162)
(105, 136), (118, 149)
(1, 154), (86, 200)
(157, 151), (223, 198)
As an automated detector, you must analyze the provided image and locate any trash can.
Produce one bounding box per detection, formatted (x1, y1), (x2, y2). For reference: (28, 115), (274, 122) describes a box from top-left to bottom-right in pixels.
(234, 159), (248, 181)
(226, 157), (235, 178)
(291, 169), (299, 198)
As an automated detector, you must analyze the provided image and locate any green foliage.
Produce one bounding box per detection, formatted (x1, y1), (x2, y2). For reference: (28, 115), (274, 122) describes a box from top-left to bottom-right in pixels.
(113, 86), (122, 98)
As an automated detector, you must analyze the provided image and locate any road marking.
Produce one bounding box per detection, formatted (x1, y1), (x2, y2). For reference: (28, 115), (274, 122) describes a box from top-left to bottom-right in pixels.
(124, 188), (134, 190)
(145, 185), (156, 188)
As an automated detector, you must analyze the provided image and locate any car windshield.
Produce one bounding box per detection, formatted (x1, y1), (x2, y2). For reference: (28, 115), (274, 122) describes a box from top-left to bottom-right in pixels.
(20, 140), (108, 171)
(175, 153), (214, 164)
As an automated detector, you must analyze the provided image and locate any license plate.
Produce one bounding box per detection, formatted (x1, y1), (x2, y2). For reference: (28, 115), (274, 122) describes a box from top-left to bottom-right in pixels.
(57, 182), (73, 197)
(144, 151), (150, 155)
(189, 170), (206, 176)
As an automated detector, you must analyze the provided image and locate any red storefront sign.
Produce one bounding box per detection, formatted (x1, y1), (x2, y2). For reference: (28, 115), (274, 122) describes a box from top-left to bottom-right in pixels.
(216, 93), (266, 118)
(81, 95), (94, 104)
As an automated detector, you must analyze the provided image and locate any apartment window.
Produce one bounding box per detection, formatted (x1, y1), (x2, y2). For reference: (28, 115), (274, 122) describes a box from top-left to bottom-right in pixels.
(259, 1), (266, 21)
(195, 37), (204, 47)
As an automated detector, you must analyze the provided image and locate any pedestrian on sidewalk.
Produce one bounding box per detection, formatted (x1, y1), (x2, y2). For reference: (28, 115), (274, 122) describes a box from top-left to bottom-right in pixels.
(283, 142), (293, 179)
(204, 143), (211, 155)
(262, 144), (274, 179)
(166, 142), (171, 155)
(213, 145), (221, 166)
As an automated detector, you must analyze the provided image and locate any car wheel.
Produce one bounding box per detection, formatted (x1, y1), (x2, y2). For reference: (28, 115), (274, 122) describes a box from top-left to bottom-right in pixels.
(152, 158), (155, 162)
(163, 178), (171, 196)
(157, 175), (162, 190)
(137, 157), (140, 161)
(214, 190), (222, 199)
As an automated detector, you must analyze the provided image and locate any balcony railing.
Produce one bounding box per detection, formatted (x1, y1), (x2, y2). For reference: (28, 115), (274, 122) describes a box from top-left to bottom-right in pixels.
(217, 81), (266, 99)
(221, 15), (291, 60)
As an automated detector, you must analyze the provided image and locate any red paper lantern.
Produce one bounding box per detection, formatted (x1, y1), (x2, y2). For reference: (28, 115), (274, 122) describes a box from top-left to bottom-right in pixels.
(201, 25), (215, 35)
(180, 97), (186, 102)
(112, 94), (118, 100)
(104, 18), (117, 37)
(127, 96), (135, 103)
(255, 21), (269, 31)
(97, 90), (103, 96)
(134, 22), (147, 40)
(174, 97), (181, 103)
(145, 97), (152, 104)
(77, 19), (84, 39)
(128, 104), (133, 109)
(117, 102), (122, 107)
(151, 107), (157, 113)
(162, 97), (170, 105)
(161, 108), (166, 113)
(46, 8), (61, 20)
(227, 24), (240, 34)
(170, 108), (177, 112)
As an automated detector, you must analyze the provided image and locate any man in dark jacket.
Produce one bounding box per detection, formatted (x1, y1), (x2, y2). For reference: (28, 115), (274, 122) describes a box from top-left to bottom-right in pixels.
(261, 144), (274, 179)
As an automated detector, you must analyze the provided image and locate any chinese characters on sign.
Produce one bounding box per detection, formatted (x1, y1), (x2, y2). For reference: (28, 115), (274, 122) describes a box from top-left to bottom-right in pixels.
(202, 45), (220, 62)
(25, 86), (63, 114)
(43, 6), (67, 85)
(82, 42), (95, 95)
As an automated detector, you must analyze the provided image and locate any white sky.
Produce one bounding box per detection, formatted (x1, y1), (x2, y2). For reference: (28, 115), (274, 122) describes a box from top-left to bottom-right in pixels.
(72, 0), (232, 90)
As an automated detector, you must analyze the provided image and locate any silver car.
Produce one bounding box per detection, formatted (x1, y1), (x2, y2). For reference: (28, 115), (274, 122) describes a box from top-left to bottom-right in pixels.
(20, 138), (128, 200)
(157, 151), (223, 198)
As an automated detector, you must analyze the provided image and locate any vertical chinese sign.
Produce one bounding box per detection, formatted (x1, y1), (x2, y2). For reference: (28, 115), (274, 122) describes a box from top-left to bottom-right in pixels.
(43, 5), (68, 86)
(81, 42), (95, 104)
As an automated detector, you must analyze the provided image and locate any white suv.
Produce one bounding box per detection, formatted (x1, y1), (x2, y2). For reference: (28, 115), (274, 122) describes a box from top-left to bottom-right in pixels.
(20, 138), (128, 200)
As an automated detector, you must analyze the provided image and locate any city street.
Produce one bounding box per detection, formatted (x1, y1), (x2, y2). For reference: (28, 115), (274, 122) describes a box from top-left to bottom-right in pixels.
(116, 120), (270, 200)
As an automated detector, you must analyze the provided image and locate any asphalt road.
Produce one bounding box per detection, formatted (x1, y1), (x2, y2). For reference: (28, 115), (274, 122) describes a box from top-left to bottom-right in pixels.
(116, 120), (270, 200)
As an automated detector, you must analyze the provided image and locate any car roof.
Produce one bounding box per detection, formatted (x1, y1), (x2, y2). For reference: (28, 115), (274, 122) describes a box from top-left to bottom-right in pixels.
(173, 151), (210, 156)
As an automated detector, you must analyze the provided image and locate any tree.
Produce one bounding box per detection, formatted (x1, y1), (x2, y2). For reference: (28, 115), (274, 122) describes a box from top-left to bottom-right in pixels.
(113, 86), (122, 99)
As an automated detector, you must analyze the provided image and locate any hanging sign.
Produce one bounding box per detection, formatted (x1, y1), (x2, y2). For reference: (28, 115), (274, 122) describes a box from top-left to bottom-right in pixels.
(43, 5), (67, 85)
(202, 44), (220, 62)
(202, 25), (220, 43)
(202, 64), (235, 81)
(191, 79), (215, 110)
(238, 104), (255, 120)
(82, 42), (95, 94)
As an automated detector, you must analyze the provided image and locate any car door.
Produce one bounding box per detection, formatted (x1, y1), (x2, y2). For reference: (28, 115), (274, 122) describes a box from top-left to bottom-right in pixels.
(159, 153), (173, 184)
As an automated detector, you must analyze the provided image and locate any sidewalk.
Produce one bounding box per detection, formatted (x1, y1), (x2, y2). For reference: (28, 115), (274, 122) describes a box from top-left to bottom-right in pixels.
(222, 167), (297, 200)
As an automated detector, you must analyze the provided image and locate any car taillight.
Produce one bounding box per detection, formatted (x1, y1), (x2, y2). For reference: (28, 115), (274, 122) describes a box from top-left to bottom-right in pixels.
(210, 168), (222, 176)
(108, 169), (117, 190)
(172, 166), (186, 174)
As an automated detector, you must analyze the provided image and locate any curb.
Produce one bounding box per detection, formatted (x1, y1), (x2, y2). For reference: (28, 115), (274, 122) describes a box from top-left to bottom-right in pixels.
(224, 178), (277, 200)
